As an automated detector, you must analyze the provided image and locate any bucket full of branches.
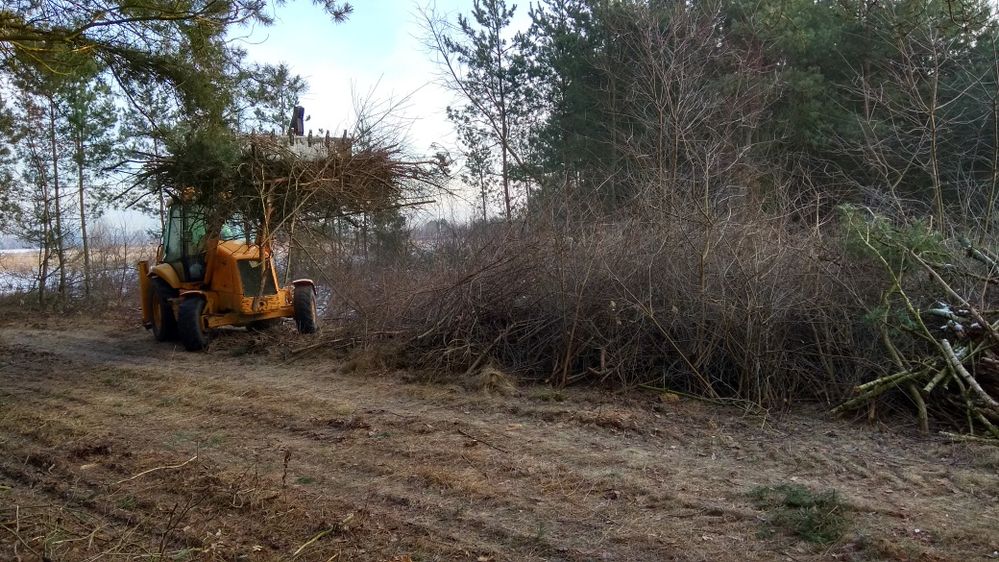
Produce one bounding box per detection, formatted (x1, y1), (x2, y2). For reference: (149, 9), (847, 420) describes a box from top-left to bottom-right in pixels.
(140, 124), (448, 244)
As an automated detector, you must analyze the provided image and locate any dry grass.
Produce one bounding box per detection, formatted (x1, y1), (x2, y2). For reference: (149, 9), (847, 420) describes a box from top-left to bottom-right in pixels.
(0, 240), (155, 303)
(0, 250), (37, 275)
(0, 319), (997, 560)
(467, 365), (517, 396)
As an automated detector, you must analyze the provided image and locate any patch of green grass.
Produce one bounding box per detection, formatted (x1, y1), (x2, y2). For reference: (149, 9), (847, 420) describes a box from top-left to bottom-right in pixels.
(165, 431), (224, 449)
(101, 374), (125, 387)
(157, 396), (179, 407)
(117, 495), (137, 510)
(166, 431), (194, 447)
(533, 388), (565, 402)
(170, 548), (195, 560)
(534, 520), (547, 542)
(98, 367), (136, 389)
(750, 484), (848, 545)
(295, 476), (315, 485)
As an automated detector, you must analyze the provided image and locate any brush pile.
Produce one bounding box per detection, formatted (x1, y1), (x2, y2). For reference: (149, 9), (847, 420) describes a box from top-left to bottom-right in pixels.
(835, 208), (999, 438)
(338, 206), (999, 439)
(833, 299), (999, 438)
(349, 216), (875, 408)
(142, 127), (447, 235)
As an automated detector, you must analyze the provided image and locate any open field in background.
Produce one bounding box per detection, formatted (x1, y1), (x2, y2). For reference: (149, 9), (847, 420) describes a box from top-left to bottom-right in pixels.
(0, 250), (51, 294)
(0, 312), (996, 561)
(0, 249), (39, 275)
(0, 244), (156, 296)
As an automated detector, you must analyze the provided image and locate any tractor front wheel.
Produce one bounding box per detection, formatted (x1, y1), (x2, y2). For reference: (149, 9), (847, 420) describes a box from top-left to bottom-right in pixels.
(150, 278), (178, 342)
(178, 297), (210, 351)
(293, 285), (318, 334)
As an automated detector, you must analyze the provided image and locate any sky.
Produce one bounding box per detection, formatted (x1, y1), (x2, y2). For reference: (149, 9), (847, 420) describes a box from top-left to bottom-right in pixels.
(233, 0), (500, 223)
(236, 0), (465, 151)
(101, 0), (527, 232)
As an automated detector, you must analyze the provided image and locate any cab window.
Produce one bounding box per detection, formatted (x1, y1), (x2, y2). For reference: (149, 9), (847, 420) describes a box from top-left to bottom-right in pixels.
(163, 205), (208, 262)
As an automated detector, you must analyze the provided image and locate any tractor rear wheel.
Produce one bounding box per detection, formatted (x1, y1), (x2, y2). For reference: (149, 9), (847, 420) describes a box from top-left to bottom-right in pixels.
(178, 297), (210, 351)
(150, 278), (178, 342)
(293, 285), (318, 334)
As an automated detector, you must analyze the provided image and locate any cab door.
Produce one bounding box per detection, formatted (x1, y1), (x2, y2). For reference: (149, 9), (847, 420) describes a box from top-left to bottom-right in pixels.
(162, 204), (208, 282)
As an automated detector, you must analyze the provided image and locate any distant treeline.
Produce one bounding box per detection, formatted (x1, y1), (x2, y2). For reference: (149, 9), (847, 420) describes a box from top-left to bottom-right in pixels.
(433, 0), (999, 227)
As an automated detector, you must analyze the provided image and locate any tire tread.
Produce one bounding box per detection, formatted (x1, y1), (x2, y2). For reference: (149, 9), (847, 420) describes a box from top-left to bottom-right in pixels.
(293, 286), (318, 334)
(178, 297), (210, 351)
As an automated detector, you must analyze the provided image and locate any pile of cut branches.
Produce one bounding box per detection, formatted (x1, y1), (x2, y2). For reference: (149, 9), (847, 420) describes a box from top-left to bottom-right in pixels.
(349, 216), (872, 407)
(139, 126), (448, 236)
(836, 207), (999, 439)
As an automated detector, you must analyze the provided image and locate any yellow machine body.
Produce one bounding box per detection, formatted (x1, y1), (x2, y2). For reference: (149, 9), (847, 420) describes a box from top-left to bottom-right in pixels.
(138, 202), (315, 339)
(139, 240), (295, 330)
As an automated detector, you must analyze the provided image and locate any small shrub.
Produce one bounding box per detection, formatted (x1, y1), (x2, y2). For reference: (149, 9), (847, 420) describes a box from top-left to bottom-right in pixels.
(750, 484), (849, 544)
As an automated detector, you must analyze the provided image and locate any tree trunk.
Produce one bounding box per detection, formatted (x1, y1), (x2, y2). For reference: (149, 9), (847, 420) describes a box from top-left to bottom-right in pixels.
(927, 29), (944, 229)
(495, 22), (512, 223)
(929, 76), (943, 229)
(985, 39), (999, 240)
(38, 175), (51, 306)
(76, 134), (91, 296)
(154, 136), (165, 233)
(361, 213), (369, 261)
(49, 97), (66, 299)
(285, 214), (297, 284)
(479, 169), (488, 222)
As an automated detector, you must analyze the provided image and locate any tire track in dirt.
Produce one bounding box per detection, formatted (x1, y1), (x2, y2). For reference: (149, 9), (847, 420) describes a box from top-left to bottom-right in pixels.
(0, 331), (693, 559)
(2, 325), (998, 561)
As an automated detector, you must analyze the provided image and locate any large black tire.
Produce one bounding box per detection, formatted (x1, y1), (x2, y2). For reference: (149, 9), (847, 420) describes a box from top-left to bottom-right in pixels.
(178, 297), (210, 351)
(293, 285), (318, 334)
(150, 278), (179, 342)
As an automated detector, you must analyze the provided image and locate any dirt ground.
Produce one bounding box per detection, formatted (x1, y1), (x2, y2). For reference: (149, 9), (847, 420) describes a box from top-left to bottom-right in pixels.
(0, 314), (997, 561)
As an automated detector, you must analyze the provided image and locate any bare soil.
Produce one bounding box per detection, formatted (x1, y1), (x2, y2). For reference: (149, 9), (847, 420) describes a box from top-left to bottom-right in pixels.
(0, 314), (997, 561)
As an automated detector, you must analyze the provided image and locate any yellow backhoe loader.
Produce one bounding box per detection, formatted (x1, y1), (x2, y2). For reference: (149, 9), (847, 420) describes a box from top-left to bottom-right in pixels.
(138, 200), (318, 351)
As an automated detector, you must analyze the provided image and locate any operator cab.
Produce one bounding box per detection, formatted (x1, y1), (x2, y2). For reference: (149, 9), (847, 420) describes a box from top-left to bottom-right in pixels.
(163, 204), (208, 282)
(162, 203), (252, 282)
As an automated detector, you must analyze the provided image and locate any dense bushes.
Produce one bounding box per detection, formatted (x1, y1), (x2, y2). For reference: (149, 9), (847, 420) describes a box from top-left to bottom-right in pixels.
(304, 203), (883, 408)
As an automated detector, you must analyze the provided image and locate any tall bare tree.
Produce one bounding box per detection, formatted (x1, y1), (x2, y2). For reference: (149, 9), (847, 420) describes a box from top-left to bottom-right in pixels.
(425, 0), (530, 222)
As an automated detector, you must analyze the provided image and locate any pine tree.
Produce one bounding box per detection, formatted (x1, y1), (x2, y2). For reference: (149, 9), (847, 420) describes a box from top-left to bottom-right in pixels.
(457, 124), (498, 222)
(1, 1), (352, 121)
(63, 73), (117, 296)
(0, 90), (18, 231)
(240, 63), (309, 133)
(12, 65), (76, 300)
(526, 0), (614, 206)
(11, 79), (56, 303)
(429, 0), (530, 222)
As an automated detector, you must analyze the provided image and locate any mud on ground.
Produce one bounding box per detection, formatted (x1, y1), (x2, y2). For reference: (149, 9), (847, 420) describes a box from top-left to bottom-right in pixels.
(0, 315), (997, 561)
